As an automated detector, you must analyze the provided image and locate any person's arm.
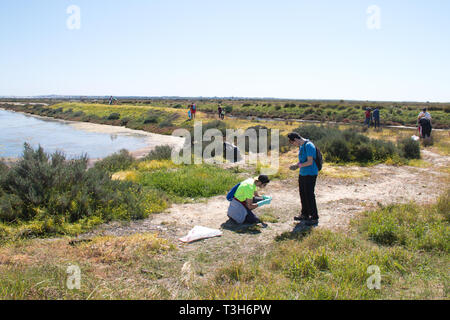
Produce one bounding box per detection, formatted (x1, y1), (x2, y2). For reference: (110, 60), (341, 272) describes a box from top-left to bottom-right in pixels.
(300, 156), (314, 168)
(245, 198), (258, 210)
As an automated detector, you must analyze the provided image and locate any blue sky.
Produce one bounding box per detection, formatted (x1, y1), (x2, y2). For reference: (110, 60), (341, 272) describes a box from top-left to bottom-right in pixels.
(1, 0), (449, 101)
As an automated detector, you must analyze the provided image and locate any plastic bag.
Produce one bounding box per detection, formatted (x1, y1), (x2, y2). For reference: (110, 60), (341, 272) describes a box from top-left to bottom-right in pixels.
(179, 226), (223, 243)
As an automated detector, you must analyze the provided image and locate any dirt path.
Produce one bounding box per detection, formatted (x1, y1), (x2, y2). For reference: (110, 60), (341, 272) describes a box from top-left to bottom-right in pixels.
(83, 150), (449, 254)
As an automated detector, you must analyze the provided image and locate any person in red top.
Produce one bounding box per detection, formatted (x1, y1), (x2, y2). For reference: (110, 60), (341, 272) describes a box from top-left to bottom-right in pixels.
(364, 108), (372, 128)
(191, 103), (197, 119)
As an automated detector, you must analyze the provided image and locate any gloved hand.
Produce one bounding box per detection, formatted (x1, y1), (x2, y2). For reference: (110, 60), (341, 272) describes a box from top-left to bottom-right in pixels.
(257, 198), (271, 207)
(262, 195), (272, 201)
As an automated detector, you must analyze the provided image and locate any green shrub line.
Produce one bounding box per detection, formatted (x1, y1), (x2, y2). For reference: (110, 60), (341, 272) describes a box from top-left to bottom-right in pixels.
(0, 144), (242, 242)
(292, 125), (420, 164)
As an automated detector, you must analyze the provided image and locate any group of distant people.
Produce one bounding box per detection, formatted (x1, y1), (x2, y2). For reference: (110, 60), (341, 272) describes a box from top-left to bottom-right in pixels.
(186, 103), (226, 121)
(364, 107), (381, 129)
(108, 96), (118, 105)
(187, 103), (197, 120)
(363, 106), (432, 139)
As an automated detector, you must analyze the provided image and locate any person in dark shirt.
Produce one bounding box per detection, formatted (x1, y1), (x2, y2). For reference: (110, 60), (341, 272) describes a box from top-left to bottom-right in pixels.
(373, 107), (380, 129)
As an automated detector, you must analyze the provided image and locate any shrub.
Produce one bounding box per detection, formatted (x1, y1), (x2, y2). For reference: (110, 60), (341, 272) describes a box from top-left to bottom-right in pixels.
(120, 117), (130, 126)
(224, 105), (233, 113)
(143, 145), (173, 161)
(293, 125), (400, 163)
(158, 119), (173, 128)
(144, 116), (159, 124)
(0, 144), (152, 227)
(398, 137), (420, 159)
(94, 149), (135, 173)
(107, 113), (121, 120)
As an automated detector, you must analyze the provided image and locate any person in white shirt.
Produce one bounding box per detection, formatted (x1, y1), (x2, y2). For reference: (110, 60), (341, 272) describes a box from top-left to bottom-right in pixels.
(417, 108), (432, 138)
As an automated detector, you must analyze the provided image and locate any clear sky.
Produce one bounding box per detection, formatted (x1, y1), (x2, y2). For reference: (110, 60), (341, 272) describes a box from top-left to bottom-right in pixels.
(1, 0), (449, 101)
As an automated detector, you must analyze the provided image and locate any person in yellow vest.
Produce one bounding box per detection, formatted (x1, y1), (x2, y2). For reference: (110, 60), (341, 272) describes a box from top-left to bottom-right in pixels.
(227, 175), (271, 224)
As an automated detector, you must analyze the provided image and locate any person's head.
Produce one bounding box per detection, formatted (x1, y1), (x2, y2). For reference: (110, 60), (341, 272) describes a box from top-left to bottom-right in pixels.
(255, 175), (270, 188)
(288, 132), (304, 146)
(423, 108), (427, 113)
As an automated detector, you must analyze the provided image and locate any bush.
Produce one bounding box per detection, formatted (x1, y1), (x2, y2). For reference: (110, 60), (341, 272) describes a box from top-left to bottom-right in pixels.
(107, 113), (121, 120)
(144, 116), (159, 124)
(143, 145), (173, 161)
(224, 105), (233, 113)
(94, 149), (135, 173)
(0, 144), (151, 227)
(398, 137), (420, 159)
(293, 125), (400, 163)
(158, 119), (173, 128)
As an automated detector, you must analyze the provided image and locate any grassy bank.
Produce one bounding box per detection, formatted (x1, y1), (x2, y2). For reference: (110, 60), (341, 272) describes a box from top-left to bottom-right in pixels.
(0, 191), (448, 299)
(2, 100), (449, 131)
(196, 190), (449, 299)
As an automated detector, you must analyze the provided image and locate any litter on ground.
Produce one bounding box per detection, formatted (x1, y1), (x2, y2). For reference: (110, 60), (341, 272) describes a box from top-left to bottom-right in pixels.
(179, 226), (223, 243)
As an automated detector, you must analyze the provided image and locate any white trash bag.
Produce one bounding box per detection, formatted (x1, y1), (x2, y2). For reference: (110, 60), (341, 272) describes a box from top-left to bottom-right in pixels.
(179, 226), (223, 243)
(411, 135), (420, 141)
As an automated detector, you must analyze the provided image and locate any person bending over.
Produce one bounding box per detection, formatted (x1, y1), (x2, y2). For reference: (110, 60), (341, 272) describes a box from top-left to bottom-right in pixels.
(227, 175), (271, 224)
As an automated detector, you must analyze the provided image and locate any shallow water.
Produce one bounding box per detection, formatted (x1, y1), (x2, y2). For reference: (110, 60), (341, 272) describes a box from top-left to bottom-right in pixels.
(0, 109), (152, 159)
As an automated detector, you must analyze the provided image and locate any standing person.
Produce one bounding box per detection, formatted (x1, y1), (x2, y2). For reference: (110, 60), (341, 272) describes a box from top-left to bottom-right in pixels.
(218, 105), (223, 119)
(288, 132), (319, 226)
(227, 175), (271, 224)
(189, 104), (194, 120)
(108, 96), (113, 105)
(364, 108), (372, 128)
(373, 107), (380, 129)
(417, 108), (432, 138)
(188, 108), (192, 121)
(192, 103), (197, 119)
(221, 109), (225, 120)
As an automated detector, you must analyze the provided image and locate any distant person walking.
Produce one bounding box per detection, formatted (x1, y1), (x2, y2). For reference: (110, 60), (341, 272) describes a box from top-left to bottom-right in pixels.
(218, 105), (223, 119)
(418, 108), (432, 138)
(108, 96), (113, 105)
(220, 109), (225, 120)
(288, 132), (319, 226)
(364, 108), (372, 128)
(188, 108), (192, 121)
(373, 107), (380, 129)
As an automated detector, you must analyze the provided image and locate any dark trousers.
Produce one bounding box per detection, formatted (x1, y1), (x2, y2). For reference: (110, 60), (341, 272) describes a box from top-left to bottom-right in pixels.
(374, 117), (380, 128)
(243, 197), (264, 224)
(299, 175), (318, 220)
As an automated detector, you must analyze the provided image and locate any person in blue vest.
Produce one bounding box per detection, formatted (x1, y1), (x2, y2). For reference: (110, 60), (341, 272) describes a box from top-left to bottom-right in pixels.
(373, 107), (380, 129)
(288, 132), (319, 226)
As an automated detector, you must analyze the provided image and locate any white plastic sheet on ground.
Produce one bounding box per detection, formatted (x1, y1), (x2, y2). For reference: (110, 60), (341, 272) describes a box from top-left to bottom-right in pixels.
(179, 226), (223, 243)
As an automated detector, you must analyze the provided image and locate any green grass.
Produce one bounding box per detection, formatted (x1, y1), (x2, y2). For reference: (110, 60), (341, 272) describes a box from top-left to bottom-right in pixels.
(356, 192), (450, 252)
(137, 164), (242, 199)
(195, 191), (450, 299)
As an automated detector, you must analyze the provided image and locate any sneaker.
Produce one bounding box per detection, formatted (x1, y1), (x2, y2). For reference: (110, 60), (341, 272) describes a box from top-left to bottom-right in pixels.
(305, 219), (319, 226)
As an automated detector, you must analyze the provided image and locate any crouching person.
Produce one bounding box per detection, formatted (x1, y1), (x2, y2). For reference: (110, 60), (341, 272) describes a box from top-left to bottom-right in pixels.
(227, 175), (271, 224)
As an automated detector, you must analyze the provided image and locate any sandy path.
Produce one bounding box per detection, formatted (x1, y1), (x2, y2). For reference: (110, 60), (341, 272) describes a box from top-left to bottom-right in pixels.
(83, 150), (449, 251)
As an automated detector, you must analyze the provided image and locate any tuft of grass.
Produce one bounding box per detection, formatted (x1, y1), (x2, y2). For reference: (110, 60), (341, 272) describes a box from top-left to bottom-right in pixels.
(356, 191), (450, 252)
